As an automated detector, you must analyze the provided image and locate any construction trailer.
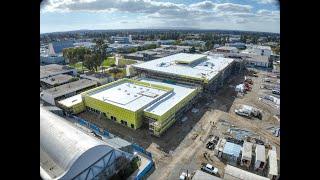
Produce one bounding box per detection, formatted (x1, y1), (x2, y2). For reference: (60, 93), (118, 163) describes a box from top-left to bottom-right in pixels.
(132, 53), (236, 93)
(267, 149), (279, 180)
(254, 144), (266, 171)
(224, 165), (269, 180)
(214, 138), (227, 158)
(241, 141), (253, 168)
(221, 142), (242, 166)
(40, 107), (133, 180)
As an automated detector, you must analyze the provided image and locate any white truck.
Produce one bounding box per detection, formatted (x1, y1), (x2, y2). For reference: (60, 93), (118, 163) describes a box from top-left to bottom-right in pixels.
(235, 105), (262, 119)
(201, 163), (219, 175)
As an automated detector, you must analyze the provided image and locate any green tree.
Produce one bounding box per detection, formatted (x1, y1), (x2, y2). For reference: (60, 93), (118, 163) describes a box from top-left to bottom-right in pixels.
(205, 41), (214, 51)
(189, 46), (196, 53)
(63, 48), (77, 64)
(92, 39), (108, 70)
(83, 53), (104, 72)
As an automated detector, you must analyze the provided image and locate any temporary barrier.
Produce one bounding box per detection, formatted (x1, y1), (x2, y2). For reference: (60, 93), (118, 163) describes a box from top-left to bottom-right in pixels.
(71, 115), (111, 138)
(134, 160), (154, 180)
(132, 143), (152, 159)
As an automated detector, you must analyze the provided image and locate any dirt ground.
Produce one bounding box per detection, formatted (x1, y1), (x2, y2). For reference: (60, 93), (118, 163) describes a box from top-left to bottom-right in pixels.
(78, 68), (280, 180)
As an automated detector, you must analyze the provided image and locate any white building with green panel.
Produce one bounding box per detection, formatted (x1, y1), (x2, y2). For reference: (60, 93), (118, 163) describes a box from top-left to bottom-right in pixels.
(81, 78), (174, 130)
(58, 78), (201, 136)
(140, 78), (201, 136)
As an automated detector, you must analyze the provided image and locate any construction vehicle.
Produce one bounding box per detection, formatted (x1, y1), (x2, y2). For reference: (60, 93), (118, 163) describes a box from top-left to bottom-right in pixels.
(235, 105), (262, 119)
(244, 82), (252, 91)
(206, 136), (219, 150)
(244, 76), (253, 84)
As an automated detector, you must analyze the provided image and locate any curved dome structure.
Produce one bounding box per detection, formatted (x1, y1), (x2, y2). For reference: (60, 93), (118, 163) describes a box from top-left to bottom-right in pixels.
(40, 107), (128, 180)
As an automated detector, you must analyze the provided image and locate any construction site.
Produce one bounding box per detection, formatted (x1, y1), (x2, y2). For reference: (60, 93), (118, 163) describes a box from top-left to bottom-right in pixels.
(56, 53), (279, 179)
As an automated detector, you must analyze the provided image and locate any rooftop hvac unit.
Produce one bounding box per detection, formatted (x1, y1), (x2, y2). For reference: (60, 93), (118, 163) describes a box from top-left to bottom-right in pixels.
(127, 93), (130, 95)
(118, 88), (121, 90)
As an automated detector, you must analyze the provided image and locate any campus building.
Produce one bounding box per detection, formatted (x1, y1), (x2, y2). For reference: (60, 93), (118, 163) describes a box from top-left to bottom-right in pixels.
(59, 53), (237, 137)
(132, 53), (236, 93)
(41, 79), (97, 105)
(58, 78), (201, 137)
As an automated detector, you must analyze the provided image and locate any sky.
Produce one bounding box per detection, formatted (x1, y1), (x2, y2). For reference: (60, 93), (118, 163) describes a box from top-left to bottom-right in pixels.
(40, 0), (280, 34)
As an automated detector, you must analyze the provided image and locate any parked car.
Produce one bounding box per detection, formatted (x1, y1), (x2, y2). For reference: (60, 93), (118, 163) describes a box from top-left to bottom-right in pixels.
(201, 163), (218, 175)
(272, 89), (280, 95)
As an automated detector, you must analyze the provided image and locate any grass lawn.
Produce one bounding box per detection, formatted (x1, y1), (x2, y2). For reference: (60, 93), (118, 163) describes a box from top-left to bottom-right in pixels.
(68, 62), (88, 71)
(102, 57), (116, 67)
(118, 59), (137, 66)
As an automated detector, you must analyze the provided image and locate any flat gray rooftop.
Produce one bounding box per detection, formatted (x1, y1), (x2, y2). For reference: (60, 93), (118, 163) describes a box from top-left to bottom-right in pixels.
(140, 78), (198, 116)
(88, 80), (170, 112)
(133, 53), (234, 82)
(40, 64), (74, 79)
(43, 79), (97, 98)
(40, 74), (74, 86)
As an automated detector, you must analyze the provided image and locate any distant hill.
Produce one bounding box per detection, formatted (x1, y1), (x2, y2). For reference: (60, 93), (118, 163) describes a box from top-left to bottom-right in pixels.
(41, 28), (279, 36)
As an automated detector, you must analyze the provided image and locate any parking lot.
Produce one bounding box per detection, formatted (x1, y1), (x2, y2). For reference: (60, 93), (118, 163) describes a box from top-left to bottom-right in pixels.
(78, 68), (280, 179)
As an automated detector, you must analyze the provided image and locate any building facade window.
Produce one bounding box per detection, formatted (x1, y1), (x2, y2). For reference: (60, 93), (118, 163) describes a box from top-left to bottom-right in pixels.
(131, 124), (134, 129)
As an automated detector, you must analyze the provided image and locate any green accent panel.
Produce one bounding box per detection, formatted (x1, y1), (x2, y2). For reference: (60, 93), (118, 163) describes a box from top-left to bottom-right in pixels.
(82, 93), (142, 129)
(72, 102), (85, 114)
(145, 86), (202, 136)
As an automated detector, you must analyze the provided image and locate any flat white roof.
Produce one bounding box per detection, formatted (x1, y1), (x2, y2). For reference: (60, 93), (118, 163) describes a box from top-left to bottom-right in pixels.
(252, 45), (272, 50)
(140, 78), (197, 116)
(255, 144), (266, 162)
(58, 94), (82, 107)
(268, 150), (278, 176)
(193, 170), (222, 180)
(174, 54), (206, 64)
(217, 46), (238, 50)
(242, 141), (253, 159)
(88, 81), (169, 112)
(133, 53), (234, 81)
(224, 165), (269, 180)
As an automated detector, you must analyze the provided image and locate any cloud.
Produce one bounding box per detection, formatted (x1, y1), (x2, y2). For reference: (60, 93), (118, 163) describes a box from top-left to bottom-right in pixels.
(189, 0), (215, 10)
(215, 3), (252, 13)
(40, 0), (280, 33)
(256, 0), (278, 4)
